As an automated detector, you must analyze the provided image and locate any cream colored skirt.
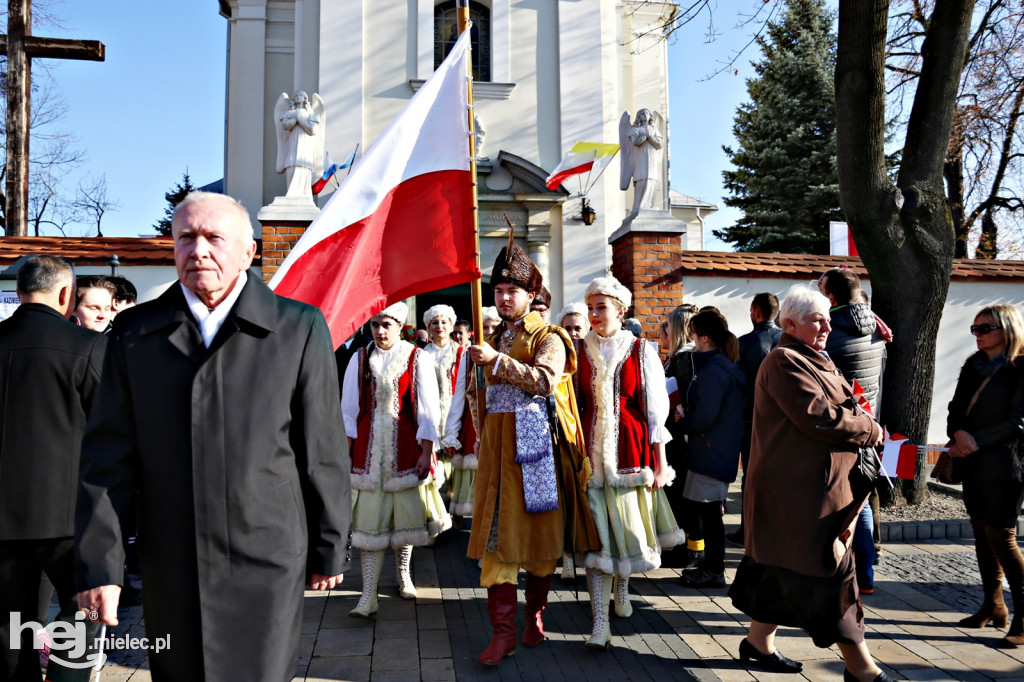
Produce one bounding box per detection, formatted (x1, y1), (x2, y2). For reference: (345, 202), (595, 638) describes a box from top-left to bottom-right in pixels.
(351, 480), (452, 550)
(580, 484), (686, 577)
(449, 467), (476, 516)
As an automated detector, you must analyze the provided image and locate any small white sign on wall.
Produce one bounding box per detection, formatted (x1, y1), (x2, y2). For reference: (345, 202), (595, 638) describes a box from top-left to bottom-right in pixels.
(0, 291), (19, 321)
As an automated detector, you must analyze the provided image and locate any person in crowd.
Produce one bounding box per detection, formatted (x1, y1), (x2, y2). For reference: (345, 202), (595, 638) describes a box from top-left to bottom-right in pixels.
(727, 292), (782, 546)
(558, 302), (590, 341)
(342, 301), (450, 615)
(422, 304), (460, 493)
(729, 284), (889, 681)
(0, 256), (107, 680)
(660, 303), (701, 568)
(623, 317), (643, 339)
(74, 275), (116, 332)
(335, 323), (374, 391)
(677, 310), (744, 588)
(481, 306), (501, 339)
(530, 285), (552, 321)
(452, 319), (472, 347)
(575, 276), (684, 648)
(76, 192), (351, 681)
(948, 304), (1024, 648)
(819, 268), (888, 593)
(415, 328), (430, 348)
(466, 235), (599, 665)
(108, 275), (137, 314)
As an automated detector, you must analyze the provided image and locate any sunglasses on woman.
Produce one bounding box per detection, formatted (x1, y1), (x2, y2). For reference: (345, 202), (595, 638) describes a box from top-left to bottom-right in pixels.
(970, 323), (1001, 336)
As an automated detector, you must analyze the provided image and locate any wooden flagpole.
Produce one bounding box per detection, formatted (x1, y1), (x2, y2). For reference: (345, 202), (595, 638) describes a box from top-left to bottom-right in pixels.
(457, 2), (488, 417)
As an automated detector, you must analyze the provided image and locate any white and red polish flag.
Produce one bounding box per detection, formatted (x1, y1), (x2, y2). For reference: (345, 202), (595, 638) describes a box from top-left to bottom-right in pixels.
(270, 30), (479, 347)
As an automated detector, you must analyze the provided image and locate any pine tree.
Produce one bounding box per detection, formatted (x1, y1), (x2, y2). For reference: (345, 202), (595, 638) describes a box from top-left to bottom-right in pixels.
(154, 171), (198, 236)
(715, 0), (841, 254)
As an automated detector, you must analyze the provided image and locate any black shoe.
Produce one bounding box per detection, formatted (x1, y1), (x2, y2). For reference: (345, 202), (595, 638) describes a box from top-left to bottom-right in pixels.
(678, 568), (725, 588)
(738, 638), (803, 673)
(681, 549), (704, 570)
(725, 529), (745, 546)
(844, 669), (894, 682)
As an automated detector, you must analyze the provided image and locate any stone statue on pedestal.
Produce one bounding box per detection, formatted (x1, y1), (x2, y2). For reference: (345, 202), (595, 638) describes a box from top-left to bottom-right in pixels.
(274, 91), (326, 200)
(619, 109), (664, 215)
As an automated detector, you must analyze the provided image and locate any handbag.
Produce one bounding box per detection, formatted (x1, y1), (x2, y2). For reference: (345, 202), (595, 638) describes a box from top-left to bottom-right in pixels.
(931, 374), (993, 485)
(851, 444), (880, 498)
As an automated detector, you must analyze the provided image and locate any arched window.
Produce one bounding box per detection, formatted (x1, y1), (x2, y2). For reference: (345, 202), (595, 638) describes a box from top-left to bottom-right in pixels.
(434, 1), (491, 82)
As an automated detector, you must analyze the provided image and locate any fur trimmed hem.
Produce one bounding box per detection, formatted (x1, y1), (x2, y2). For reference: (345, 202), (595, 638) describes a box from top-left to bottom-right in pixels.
(660, 465), (677, 487)
(389, 529), (431, 548)
(588, 468), (654, 489)
(657, 528), (687, 550)
(450, 500), (475, 515)
(581, 549), (661, 578)
(351, 531), (394, 551)
(580, 552), (615, 576)
(383, 473), (425, 493)
(449, 454), (463, 468)
(458, 455), (478, 470)
(350, 475), (379, 492)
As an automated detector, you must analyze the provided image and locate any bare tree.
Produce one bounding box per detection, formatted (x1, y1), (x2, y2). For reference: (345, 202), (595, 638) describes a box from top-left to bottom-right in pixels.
(71, 174), (119, 237)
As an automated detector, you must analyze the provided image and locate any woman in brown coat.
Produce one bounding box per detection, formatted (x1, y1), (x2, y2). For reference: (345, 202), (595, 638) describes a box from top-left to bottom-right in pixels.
(729, 285), (891, 682)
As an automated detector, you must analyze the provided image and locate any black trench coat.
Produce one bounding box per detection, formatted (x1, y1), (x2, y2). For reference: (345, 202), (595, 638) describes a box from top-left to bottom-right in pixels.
(76, 272), (352, 681)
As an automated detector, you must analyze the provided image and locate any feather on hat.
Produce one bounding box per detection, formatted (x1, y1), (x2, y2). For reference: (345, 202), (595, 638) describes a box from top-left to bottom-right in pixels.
(490, 216), (543, 294)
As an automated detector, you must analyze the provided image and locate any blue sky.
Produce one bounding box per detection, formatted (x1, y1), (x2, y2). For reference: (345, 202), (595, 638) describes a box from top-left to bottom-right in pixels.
(41, 1), (780, 245)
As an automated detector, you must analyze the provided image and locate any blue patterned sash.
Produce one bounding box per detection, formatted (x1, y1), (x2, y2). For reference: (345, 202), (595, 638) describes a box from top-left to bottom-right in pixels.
(487, 384), (559, 513)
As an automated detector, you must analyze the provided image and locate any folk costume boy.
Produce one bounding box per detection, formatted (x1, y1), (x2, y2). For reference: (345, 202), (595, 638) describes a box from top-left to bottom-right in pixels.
(575, 276), (685, 648)
(467, 235), (599, 666)
(342, 302), (451, 617)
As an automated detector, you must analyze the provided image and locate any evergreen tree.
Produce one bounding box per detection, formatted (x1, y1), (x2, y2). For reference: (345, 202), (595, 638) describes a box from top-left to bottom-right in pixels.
(715, 0), (841, 254)
(154, 171), (198, 236)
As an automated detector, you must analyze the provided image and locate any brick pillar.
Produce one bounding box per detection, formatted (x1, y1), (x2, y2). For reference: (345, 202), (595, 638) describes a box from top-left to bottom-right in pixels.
(258, 219), (313, 282)
(609, 214), (686, 345)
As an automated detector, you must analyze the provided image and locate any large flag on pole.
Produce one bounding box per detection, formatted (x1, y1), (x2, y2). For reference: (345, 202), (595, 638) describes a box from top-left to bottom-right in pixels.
(270, 31), (479, 347)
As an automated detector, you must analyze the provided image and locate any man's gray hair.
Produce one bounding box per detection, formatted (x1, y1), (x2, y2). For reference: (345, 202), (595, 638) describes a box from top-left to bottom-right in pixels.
(16, 255), (74, 295)
(778, 284), (830, 327)
(172, 191), (254, 242)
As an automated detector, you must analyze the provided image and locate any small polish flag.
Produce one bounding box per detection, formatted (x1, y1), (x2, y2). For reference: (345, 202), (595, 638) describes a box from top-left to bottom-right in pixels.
(880, 432), (918, 480)
(829, 221), (859, 257)
(545, 142), (619, 191)
(851, 378), (872, 416)
(311, 145), (358, 195)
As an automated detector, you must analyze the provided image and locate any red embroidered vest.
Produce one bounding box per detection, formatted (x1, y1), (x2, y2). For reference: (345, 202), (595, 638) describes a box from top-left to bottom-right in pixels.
(352, 345), (421, 482)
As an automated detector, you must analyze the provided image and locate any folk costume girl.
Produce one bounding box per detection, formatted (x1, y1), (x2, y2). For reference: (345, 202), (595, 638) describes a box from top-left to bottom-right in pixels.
(575, 276), (685, 649)
(421, 304), (479, 519)
(342, 302), (451, 618)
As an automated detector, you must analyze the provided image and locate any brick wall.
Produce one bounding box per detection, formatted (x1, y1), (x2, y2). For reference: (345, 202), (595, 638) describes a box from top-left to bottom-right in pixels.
(260, 221), (311, 282)
(610, 231), (684, 343)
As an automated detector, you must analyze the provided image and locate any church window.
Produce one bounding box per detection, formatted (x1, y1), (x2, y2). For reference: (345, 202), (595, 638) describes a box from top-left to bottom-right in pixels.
(434, 1), (491, 82)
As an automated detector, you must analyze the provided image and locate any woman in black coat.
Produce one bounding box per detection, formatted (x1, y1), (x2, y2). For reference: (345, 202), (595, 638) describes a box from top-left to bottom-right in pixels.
(949, 304), (1024, 648)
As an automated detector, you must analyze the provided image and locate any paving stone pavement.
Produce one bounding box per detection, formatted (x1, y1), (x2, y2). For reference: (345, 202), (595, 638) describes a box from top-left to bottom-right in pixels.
(72, 484), (1024, 681)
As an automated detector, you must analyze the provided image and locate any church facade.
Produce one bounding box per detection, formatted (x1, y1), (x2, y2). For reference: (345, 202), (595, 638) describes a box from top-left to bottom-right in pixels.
(219, 0), (680, 317)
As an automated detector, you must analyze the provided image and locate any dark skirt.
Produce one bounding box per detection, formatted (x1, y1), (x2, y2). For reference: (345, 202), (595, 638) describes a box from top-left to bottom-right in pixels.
(729, 549), (865, 648)
(962, 475), (1024, 529)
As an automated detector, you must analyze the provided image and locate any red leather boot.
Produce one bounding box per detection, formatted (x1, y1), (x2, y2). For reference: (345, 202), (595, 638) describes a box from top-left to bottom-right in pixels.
(478, 583), (518, 665)
(522, 572), (552, 647)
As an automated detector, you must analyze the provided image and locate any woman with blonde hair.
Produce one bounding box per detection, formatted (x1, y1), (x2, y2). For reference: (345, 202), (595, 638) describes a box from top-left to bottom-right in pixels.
(574, 276), (684, 648)
(949, 304), (1024, 648)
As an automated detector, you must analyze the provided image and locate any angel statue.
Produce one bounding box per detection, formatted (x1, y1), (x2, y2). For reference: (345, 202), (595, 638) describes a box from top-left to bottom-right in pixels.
(274, 91), (326, 199)
(619, 109), (664, 214)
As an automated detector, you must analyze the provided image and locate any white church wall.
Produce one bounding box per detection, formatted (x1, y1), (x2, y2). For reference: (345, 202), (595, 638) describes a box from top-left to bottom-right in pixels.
(680, 273), (1024, 446)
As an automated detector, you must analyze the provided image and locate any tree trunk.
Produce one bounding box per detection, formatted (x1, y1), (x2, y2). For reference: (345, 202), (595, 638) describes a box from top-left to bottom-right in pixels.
(945, 157), (969, 258)
(977, 209), (998, 258)
(836, 0), (974, 504)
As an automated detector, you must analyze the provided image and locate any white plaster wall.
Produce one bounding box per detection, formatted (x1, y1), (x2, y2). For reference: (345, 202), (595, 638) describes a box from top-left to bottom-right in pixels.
(681, 274), (1024, 445)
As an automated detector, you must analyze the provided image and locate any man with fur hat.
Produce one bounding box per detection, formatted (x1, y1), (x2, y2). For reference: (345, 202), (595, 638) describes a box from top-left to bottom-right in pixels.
(341, 301), (451, 617)
(467, 234), (599, 665)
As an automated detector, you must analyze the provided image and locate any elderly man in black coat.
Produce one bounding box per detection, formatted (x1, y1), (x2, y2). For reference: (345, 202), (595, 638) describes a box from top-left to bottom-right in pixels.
(75, 192), (352, 682)
(0, 255), (107, 681)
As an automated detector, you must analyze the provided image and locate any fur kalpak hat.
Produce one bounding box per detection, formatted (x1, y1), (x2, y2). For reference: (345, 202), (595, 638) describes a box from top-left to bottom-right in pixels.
(585, 276), (632, 310)
(377, 301), (409, 324)
(482, 306), (501, 323)
(422, 304), (457, 328)
(558, 301), (588, 325)
(490, 218), (543, 295)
